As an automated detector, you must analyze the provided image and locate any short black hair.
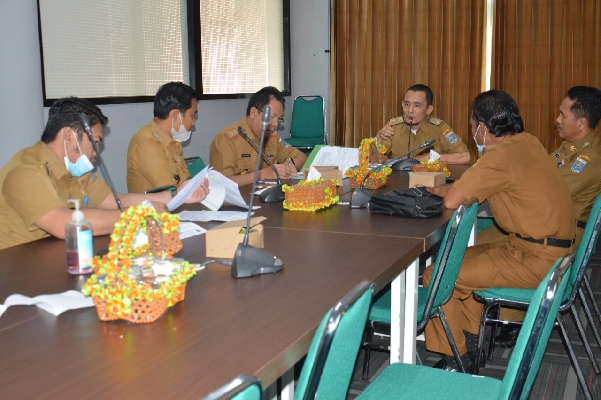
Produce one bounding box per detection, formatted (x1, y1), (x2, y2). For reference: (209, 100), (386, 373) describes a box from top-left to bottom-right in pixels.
(246, 86), (285, 116)
(153, 82), (198, 119)
(41, 97), (108, 143)
(471, 90), (524, 137)
(406, 84), (434, 106)
(566, 86), (601, 128)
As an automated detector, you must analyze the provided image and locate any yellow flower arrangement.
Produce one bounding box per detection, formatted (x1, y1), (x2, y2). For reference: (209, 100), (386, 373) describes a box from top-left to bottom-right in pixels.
(82, 204), (195, 319)
(345, 138), (392, 188)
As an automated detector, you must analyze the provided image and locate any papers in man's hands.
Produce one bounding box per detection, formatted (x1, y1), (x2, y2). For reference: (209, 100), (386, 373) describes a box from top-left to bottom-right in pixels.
(167, 165), (210, 211)
(178, 210), (251, 222)
(202, 169), (258, 210)
(310, 146), (359, 174)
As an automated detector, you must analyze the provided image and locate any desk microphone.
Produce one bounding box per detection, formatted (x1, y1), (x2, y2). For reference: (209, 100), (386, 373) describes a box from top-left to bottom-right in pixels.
(350, 169), (373, 209)
(386, 139), (436, 171)
(79, 113), (124, 212)
(406, 117), (414, 155)
(231, 104), (284, 278)
(237, 126), (285, 203)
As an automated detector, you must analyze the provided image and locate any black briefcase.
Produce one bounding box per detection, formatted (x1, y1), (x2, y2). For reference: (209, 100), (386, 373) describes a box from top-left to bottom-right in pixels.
(369, 187), (443, 218)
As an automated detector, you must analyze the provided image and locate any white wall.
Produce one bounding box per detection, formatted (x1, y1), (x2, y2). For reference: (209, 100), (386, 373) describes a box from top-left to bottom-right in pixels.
(0, 0), (330, 193)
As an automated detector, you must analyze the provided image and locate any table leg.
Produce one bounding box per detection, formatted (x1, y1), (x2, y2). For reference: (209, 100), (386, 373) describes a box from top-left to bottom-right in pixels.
(265, 367), (294, 400)
(390, 256), (419, 364)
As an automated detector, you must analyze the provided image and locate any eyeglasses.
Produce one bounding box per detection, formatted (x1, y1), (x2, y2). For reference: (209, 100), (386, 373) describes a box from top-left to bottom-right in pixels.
(256, 107), (284, 125)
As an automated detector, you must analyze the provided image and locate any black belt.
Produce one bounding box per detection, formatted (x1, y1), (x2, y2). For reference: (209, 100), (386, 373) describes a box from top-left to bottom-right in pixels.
(577, 220), (587, 229)
(515, 233), (573, 248)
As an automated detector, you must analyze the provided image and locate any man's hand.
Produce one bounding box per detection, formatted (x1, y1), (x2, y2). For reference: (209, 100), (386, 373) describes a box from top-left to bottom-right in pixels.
(376, 120), (394, 142)
(182, 177), (210, 204)
(259, 164), (296, 179)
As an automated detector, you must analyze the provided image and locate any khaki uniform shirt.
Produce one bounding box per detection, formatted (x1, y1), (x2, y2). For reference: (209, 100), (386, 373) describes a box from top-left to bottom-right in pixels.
(210, 117), (302, 176)
(550, 129), (601, 224)
(380, 115), (469, 158)
(455, 132), (575, 241)
(127, 120), (191, 193)
(0, 141), (111, 249)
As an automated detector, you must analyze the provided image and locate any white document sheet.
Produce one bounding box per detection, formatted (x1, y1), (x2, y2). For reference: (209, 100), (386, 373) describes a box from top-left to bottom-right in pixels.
(178, 221), (207, 239)
(310, 146), (359, 174)
(167, 165), (211, 211)
(178, 210), (251, 222)
(203, 169), (259, 210)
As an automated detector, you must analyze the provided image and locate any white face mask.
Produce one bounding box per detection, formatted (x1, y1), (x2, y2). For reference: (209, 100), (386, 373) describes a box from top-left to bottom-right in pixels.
(473, 124), (486, 155)
(64, 131), (94, 177)
(171, 112), (191, 142)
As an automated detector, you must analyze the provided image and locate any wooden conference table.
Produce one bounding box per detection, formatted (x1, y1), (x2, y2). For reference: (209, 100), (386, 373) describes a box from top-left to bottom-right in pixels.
(0, 166), (467, 399)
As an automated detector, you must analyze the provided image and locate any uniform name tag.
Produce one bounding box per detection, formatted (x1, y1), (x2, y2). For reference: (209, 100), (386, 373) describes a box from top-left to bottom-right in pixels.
(572, 157), (587, 173)
(242, 154), (251, 157)
(444, 130), (458, 144)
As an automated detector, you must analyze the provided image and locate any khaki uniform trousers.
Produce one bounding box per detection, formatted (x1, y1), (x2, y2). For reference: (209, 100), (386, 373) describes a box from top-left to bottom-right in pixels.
(423, 237), (571, 355)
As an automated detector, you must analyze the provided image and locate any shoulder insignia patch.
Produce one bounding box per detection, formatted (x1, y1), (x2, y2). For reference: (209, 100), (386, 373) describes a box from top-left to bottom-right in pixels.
(578, 154), (590, 161)
(225, 129), (239, 140)
(429, 117), (443, 126)
(389, 116), (404, 126)
(572, 157), (587, 173)
(444, 129), (458, 144)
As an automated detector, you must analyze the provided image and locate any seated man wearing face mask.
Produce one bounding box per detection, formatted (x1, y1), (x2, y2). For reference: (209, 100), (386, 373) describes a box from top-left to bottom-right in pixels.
(127, 82), (199, 193)
(0, 97), (209, 250)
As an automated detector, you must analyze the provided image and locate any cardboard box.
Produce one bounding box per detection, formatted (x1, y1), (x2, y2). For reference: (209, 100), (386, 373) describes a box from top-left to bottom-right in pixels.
(408, 172), (446, 188)
(303, 165), (343, 183)
(206, 216), (266, 259)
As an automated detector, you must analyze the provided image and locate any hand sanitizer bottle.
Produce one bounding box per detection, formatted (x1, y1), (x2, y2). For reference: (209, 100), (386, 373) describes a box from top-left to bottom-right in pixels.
(65, 199), (94, 274)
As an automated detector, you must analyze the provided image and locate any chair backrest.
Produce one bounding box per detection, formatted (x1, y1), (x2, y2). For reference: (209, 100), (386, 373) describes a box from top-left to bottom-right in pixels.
(417, 200), (478, 327)
(289, 96), (325, 140)
(203, 374), (263, 400)
(295, 280), (375, 400)
(498, 254), (574, 400)
(561, 192), (601, 307)
(185, 156), (206, 178)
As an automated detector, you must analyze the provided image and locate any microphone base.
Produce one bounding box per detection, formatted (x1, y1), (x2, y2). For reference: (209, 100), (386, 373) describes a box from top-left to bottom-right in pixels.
(231, 243), (284, 278)
(260, 184), (285, 203)
(391, 157), (420, 171)
(350, 188), (372, 209)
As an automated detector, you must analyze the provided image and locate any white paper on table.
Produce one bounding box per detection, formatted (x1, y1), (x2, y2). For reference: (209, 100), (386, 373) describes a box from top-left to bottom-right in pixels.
(0, 290), (94, 318)
(200, 170), (227, 210)
(178, 221), (207, 239)
(167, 165), (211, 211)
(310, 146), (359, 174)
(205, 169), (260, 210)
(178, 210), (252, 222)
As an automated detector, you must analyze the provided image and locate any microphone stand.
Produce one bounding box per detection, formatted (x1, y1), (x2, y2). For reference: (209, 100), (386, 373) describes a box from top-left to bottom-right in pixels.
(231, 104), (284, 278)
(386, 139), (436, 170)
(407, 118), (413, 155)
(350, 169), (373, 209)
(78, 113), (124, 212)
(237, 126), (285, 203)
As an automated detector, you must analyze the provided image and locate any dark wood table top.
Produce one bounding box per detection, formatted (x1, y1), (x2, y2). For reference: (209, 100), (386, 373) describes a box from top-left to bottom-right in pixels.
(0, 227), (422, 398)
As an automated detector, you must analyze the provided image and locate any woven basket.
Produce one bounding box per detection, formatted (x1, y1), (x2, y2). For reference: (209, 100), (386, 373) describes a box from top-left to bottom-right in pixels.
(92, 283), (187, 324)
(349, 175), (388, 190)
(412, 162), (448, 173)
(283, 180), (338, 211)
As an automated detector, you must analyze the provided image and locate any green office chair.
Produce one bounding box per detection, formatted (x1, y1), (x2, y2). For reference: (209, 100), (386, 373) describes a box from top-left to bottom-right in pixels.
(203, 374), (263, 400)
(357, 254), (573, 400)
(362, 200), (478, 376)
(185, 156), (206, 177)
(294, 280), (374, 400)
(285, 96), (326, 154)
(472, 193), (601, 399)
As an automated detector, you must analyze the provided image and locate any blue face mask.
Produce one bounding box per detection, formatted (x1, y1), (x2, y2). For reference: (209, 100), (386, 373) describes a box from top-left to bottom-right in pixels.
(64, 131), (94, 177)
(473, 124), (486, 155)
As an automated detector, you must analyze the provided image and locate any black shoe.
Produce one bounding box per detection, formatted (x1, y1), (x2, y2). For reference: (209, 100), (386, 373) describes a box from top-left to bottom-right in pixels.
(494, 325), (520, 348)
(432, 356), (457, 372)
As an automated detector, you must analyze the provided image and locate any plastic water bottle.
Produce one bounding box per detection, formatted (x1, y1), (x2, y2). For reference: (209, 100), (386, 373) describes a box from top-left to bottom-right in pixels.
(65, 199), (94, 274)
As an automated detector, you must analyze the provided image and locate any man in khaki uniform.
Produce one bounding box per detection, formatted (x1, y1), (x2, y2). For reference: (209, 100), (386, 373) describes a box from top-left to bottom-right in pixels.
(210, 86), (307, 186)
(376, 84), (470, 164)
(127, 82), (198, 193)
(425, 90), (575, 372)
(483, 86), (601, 347)
(0, 97), (208, 250)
